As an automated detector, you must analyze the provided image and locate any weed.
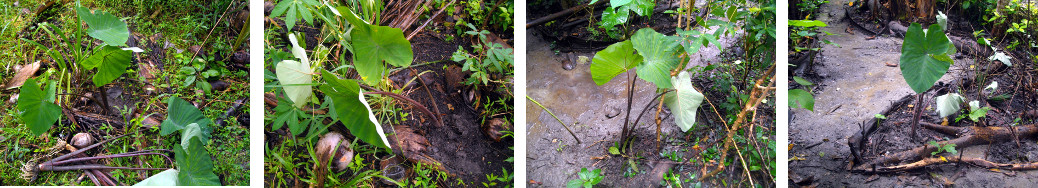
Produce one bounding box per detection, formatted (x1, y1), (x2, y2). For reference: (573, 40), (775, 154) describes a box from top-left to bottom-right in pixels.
(567, 168), (603, 188)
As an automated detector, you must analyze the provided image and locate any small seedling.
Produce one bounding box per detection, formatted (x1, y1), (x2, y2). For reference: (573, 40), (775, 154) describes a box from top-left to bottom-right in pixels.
(928, 140), (958, 156)
(567, 168), (603, 188)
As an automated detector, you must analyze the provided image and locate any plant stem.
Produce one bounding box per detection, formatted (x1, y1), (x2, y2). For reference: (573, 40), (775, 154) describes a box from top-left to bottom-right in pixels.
(526, 96), (582, 144)
(912, 92), (923, 140)
(362, 91), (442, 127)
(620, 73), (638, 147)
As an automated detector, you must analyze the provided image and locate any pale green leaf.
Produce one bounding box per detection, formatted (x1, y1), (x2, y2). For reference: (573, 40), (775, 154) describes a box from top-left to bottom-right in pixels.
(276, 60), (312, 108)
(988, 52), (1012, 66)
(589, 40), (642, 85)
(665, 72), (704, 132)
(935, 93), (964, 118)
(134, 169), (179, 186)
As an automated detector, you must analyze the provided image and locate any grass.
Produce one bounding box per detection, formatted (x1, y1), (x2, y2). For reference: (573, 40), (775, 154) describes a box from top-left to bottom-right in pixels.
(0, 0), (249, 185)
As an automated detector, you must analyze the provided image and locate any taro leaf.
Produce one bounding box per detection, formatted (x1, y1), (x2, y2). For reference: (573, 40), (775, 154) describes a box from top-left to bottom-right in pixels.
(288, 33), (310, 65)
(664, 72), (704, 132)
(133, 169), (179, 186)
(174, 138), (221, 186)
(270, 0), (320, 30)
(935, 93), (964, 118)
(276, 60), (312, 108)
(988, 52), (1012, 66)
(17, 79), (60, 135)
(598, 6), (629, 30)
(76, 6), (129, 46)
(319, 70), (392, 150)
(631, 28), (682, 88)
(984, 81), (998, 93)
(82, 46), (132, 87)
(789, 89), (815, 111)
(342, 8), (413, 85)
(590, 40), (642, 85)
(623, 0), (656, 17)
(160, 97), (212, 141)
(610, 0), (633, 8)
(180, 123), (209, 152)
(899, 23), (956, 94)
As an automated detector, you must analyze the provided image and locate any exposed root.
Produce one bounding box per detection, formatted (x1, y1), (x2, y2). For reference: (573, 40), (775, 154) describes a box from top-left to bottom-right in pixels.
(871, 156), (1038, 172)
(853, 122), (1038, 173)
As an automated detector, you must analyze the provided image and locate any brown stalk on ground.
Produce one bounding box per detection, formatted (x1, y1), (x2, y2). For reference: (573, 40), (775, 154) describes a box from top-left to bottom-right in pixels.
(700, 66), (774, 181)
(853, 122), (1038, 173)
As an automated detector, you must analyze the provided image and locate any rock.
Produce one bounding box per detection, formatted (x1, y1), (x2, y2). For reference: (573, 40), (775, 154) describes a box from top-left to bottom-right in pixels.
(7, 93), (17, 104)
(264, 1), (275, 15)
(187, 45), (206, 57)
(316, 132), (353, 171)
(70, 133), (95, 149)
(231, 50), (249, 65)
(484, 118), (512, 142)
(605, 107), (621, 118)
(210, 80), (230, 91)
(561, 58), (574, 70)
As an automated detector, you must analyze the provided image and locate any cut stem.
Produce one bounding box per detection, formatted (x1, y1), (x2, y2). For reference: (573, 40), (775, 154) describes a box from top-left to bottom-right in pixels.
(527, 96), (582, 144)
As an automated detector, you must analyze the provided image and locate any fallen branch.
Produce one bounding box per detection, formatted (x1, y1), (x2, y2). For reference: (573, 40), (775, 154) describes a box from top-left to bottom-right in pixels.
(869, 156), (1038, 172)
(853, 122), (1038, 172)
(526, 1), (606, 28)
(701, 66), (775, 181)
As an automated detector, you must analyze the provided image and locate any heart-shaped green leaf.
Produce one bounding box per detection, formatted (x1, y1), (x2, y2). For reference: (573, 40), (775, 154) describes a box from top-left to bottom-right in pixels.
(664, 72), (704, 132)
(174, 138), (221, 186)
(590, 40), (642, 85)
(319, 70), (392, 150)
(900, 23), (956, 93)
(631, 28), (682, 88)
(17, 79), (61, 135)
(83, 46), (132, 87)
(342, 8), (413, 85)
(160, 97), (211, 141)
(789, 89), (815, 111)
(76, 6), (129, 46)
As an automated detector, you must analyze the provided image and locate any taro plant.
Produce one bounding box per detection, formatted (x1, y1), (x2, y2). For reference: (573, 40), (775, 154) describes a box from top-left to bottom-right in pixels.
(18, 2), (139, 135)
(590, 0), (656, 39)
(154, 97), (221, 185)
(898, 18), (956, 139)
(590, 28), (705, 152)
(789, 76), (815, 112)
(272, 5), (434, 151)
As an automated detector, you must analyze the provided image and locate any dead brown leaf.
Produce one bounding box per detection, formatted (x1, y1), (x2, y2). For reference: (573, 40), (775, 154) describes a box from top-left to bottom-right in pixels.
(5, 61), (40, 90)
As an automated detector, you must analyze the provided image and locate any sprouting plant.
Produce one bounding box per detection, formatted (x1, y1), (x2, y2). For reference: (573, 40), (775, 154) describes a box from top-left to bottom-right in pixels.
(177, 54), (226, 93)
(452, 23), (514, 86)
(590, 0), (655, 39)
(566, 168), (603, 188)
(788, 20), (837, 53)
(898, 16), (956, 139)
(928, 140), (958, 156)
(789, 76), (815, 111)
(17, 1), (140, 135)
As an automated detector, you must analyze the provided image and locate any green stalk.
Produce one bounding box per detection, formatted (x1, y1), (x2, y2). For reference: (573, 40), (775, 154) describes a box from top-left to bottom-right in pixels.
(527, 96), (582, 144)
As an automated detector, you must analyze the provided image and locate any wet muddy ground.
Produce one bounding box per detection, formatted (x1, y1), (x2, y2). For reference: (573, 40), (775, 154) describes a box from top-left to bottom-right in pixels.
(526, 24), (774, 186)
(788, 1), (1038, 187)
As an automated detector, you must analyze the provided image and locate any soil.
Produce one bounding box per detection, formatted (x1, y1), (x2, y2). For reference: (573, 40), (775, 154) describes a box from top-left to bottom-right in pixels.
(788, 0), (1038, 187)
(526, 14), (775, 187)
(384, 61), (515, 185)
